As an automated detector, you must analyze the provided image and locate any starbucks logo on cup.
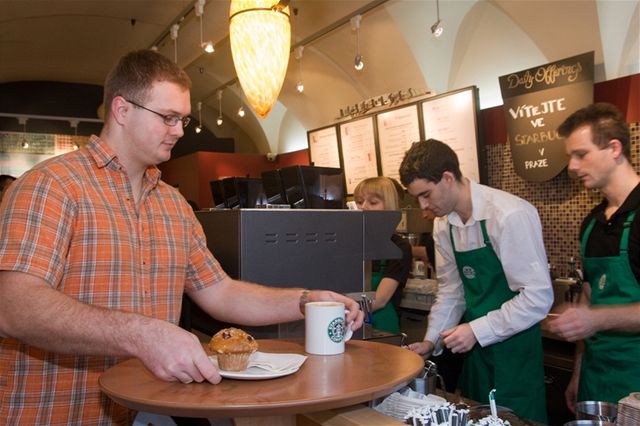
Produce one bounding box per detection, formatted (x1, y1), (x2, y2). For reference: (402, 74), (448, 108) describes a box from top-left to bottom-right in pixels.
(327, 317), (346, 342)
(462, 266), (476, 279)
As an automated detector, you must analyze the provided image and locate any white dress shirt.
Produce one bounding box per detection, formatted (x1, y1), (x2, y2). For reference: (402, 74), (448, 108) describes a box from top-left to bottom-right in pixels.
(425, 180), (553, 354)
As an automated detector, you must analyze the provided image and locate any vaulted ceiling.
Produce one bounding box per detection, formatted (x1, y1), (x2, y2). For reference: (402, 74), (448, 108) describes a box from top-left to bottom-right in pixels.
(1, 0), (638, 155)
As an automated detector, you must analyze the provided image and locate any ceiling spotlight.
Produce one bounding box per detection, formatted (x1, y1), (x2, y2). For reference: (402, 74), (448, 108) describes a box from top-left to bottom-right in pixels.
(18, 116), (29, 149)
(237, 106), (245, 118)
(294, 46), (305, 93)
(70, 119), (80, 149)
(431, 0), (443, 37)
(195, 101), (203, 134)
(196, 0), (215, 54)
(170, 23), (179, 63)
(354, 54), (364, 71)
(431, 19), (443, 37)
(202, 41), (215, 53)
(216, 90), (224, 126)
(351, 15), (364, 71)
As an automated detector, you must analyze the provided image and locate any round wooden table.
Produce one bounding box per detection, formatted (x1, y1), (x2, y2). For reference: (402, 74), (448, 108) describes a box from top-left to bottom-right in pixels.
(99, 339), (423, 421)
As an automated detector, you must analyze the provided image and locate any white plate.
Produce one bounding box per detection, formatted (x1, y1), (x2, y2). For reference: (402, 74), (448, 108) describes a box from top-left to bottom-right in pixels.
(219, 365), (301, 380)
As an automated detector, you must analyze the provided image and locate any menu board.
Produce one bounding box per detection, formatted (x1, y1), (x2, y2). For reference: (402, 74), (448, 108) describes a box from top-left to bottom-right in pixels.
(308, 126), (340, 168)
(376, 104), (421, 181)
(339, 116), (378, 194)
(422, 87), (480, 182)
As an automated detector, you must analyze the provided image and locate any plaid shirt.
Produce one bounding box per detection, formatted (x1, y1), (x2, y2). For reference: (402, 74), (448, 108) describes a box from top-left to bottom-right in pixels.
(0, 136), (226, 425)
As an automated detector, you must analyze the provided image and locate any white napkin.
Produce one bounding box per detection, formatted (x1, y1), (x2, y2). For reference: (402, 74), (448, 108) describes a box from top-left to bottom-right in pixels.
(248, 351), (307, 372)
(209, 351), (307, 372)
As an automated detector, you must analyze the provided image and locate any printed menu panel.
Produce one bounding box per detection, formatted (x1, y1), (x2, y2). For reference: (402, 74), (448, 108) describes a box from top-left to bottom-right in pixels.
(422, 88), (480, 182)
(376, 104), (420, 181)
(339, 116), (378, 194)
(308, 126), (340, 168)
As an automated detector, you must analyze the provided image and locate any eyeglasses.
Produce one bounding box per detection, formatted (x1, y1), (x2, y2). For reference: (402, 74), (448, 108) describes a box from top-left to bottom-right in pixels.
(125, 99), (191, 128)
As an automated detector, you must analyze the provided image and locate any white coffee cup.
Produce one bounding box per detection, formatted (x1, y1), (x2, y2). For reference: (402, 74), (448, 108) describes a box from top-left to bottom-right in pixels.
(305, 301), (353, 355)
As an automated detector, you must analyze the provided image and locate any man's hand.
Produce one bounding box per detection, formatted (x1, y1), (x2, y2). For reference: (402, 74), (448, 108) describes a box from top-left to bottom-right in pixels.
(309, 290), (365, 332)
(407, 340), (435, 358)
(134, 321), (221, 385)
(441, 323), (477, 353)
(565, 370), (580, 413)
(545, 305), (597, 341)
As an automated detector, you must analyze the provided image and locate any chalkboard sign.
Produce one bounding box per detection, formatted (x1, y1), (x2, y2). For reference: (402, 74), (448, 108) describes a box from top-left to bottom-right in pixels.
(499, 52), (594, 182)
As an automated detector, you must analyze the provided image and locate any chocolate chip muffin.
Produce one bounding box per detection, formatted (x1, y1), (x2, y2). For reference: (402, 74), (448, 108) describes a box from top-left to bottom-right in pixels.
(209, 327), (258, 371)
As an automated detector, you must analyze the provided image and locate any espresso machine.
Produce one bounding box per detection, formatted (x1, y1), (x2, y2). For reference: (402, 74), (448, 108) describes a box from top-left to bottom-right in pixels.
(192, 209), (402, 341)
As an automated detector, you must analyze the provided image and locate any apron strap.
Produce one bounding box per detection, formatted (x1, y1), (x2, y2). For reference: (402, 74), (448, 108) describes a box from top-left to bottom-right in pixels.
(581, 210), (637, 257)
(620, 211), (636, 254)
(449, 223), (457, 251)
(479, 220), (491, 247)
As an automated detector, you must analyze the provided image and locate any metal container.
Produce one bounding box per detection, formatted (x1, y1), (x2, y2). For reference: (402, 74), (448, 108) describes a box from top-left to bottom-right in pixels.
(576, 400), (617, 423)
(410, 360), (445, 395)
(564, 421), (615, 426)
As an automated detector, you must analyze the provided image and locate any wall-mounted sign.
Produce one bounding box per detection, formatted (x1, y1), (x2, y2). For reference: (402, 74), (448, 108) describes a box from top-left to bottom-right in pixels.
(339, 116), (377, 194)
(308, 126), (340, 168)
(499, 51), (594, 182)
(337, 88), (429, 119)
(422, 87), (481, 183)
(377, 104), (420, 182)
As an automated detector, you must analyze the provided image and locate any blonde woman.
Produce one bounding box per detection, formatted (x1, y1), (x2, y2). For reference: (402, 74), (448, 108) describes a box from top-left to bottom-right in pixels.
(354, 177), (412, 334)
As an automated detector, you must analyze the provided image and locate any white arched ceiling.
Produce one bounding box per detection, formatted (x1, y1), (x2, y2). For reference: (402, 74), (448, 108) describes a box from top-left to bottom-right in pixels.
(597, 0), (640, 78)
(278, 110), (308, 153)
(386, 0), (475, 98)
(449, 1), (546, 108)
(1, 1), (638, 155)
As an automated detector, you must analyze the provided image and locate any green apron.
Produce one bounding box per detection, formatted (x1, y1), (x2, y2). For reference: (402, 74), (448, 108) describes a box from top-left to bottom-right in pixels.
(579, 210), (640, 403)
(451, 221), (547, 423)
(371, 261), (401, 334)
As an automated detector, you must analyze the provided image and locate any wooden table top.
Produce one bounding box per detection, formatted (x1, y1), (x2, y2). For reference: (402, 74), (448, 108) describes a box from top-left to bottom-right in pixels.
(99, 339), (424, 418)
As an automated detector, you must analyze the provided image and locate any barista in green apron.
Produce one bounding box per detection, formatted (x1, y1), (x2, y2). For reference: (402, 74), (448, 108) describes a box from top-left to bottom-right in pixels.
(371, 260), (400, 333)
(578, 211), (640, 403)
(452, 221), (547, 423)
(354, 177), (412, 335)
(548, 102), (640, 411)
(370, 244), (412, 335)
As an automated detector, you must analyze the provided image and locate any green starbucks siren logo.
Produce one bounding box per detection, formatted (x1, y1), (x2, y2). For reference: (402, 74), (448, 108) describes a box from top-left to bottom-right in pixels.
(327, 317), (346, 343)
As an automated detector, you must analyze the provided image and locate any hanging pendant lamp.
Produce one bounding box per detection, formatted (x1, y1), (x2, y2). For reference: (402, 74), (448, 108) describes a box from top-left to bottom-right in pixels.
(229, 0), (291, 118)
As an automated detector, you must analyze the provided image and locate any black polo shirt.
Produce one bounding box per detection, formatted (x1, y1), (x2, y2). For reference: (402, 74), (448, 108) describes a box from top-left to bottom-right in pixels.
(580, 183), (640, 284)
(372, 234), (412, 308)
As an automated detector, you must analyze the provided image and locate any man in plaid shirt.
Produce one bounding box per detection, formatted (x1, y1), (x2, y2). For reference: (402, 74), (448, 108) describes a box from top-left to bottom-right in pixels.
(0, 50), (363, 425)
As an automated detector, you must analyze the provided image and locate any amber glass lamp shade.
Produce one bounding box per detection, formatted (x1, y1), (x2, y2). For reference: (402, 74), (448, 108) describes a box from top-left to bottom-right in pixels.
(229, 0), (291, 118)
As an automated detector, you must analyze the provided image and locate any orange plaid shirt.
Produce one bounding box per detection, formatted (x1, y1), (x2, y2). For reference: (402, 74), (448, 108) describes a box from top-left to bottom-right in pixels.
(0, 136), (226, 425)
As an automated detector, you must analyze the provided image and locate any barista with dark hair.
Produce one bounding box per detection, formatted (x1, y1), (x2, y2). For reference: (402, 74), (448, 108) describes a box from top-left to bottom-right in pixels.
(547, 103), (640, 411)
(399, 139), (552, 423)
